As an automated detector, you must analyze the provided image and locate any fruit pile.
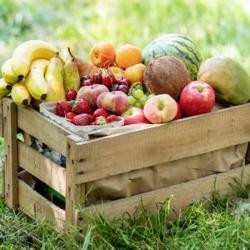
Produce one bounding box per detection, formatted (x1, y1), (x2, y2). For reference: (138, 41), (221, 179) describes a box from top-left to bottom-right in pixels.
(56, 99), (120, 126)
(1, 33), (250, 128)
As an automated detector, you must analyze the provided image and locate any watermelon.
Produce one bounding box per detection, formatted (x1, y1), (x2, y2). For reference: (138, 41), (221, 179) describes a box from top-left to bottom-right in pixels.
(198, 57), (250, 105)
(143, 34), (202, 80)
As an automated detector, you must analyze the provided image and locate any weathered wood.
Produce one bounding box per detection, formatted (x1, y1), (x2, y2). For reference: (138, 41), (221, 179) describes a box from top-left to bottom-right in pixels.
(22, 132), (35, 146)
(18, 142), (66, 196)
(78, 165), (250, 221)
(3, 98), (18, 208)
(18, 179), (65, 231)
(0, 98), (3, 137)
(0, 98), (4, 198)
(65, 136), (85, 227)
(75, 103), (250, 184)
(17, 107), (69, 155)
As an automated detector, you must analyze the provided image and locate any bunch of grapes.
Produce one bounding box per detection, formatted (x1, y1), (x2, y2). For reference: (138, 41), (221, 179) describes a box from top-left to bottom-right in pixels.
(128, 83), (153, 108)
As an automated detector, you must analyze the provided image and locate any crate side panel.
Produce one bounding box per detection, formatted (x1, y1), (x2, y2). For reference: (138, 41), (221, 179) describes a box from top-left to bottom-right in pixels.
(78, 165), (250, 221)
(17, 107), (69, 155)
(18, 142), (66, 196)
(18, 179), (65, 231)
(75, 104), (250, 183)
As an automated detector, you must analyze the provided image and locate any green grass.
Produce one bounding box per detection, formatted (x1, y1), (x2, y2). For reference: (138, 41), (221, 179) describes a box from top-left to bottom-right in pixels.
(0, 189), (250, 249)
(0, 0), (250, 248)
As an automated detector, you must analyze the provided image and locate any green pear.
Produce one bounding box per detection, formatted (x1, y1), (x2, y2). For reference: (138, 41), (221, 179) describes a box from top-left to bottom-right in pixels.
(63, 48), (80, 92)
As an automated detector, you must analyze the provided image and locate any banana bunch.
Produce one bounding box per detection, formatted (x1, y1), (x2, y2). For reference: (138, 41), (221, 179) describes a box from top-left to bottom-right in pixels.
(0, 40), (67, 107)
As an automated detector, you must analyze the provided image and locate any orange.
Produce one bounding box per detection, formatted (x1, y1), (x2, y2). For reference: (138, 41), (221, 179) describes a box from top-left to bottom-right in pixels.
(116, 44), (142, 69)
(124, 63), (145, 83)
(89, 43), (116, 68)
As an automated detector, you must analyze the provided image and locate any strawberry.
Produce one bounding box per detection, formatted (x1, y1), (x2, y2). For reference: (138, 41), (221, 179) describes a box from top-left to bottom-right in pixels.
(87, 114), (94, 122)
(66, 90), (77, 101)
(95, 116), (107, 125)
(56, 101), (72, 117)
(65, 112), (76, 121)
(72, 113), (91, 126)
(107, 115), (120, 123)
(93, 108), (109, 119)
(73, 99), (93, 114)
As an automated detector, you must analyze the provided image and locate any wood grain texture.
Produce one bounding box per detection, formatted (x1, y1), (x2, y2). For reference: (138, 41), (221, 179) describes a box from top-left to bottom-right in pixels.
(17, 107), (69, 155)
(78, 165), (250, 221)
(65, 136), (85, 227)
(3, 98), (18, 208)
(75, 103), (250, 184)
(18, 142), (66, 196)
(18, 179), (65, 231)
(0, 98), (3, 137)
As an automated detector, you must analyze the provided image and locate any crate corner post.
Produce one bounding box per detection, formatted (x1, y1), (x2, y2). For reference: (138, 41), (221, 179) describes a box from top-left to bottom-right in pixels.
(3, 98), (18, 208)
(65, 135), (85, 230)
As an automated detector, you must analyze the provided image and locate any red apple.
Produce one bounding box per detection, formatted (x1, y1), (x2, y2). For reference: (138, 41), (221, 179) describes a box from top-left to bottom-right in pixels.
(180, 81), (215, 116)
(122, 107), (149, 125)
(76, 84), (109, 107)
(174, 102), (182, 120)
(97, 91), (129, 114)
(143, 94), (177, 124)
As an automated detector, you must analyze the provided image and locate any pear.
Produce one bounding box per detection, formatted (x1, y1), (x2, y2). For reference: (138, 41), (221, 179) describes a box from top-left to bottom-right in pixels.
(45, 52), (66, 102)
(75, 56), (99, 77)
(63, 48), (80, 92)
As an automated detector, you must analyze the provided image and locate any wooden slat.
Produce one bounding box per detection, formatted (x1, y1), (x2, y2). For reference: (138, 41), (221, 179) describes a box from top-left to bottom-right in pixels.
(78, 165), (250, 221)
(65, 136), (86, 228)
(3, 98), (18, 208)
(75, 103), (250, 184)
(18, 142), (66, 196)
(17, 107), (70, 155)
(18, 179), (65, 231)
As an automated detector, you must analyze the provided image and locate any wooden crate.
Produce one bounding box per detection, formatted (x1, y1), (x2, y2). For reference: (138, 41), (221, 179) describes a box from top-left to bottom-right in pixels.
(2, 97), (250, 231)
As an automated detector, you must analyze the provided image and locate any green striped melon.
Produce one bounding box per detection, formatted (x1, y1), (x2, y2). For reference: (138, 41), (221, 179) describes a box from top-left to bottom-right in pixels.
(143, 34), (202, 80)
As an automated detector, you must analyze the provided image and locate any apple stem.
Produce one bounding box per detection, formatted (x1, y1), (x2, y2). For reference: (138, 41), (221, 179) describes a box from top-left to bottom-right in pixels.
(54, 51), (60, 58)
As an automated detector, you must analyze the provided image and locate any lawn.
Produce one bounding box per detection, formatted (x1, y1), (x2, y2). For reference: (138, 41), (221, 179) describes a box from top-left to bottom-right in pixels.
(0, 0), (250, 248)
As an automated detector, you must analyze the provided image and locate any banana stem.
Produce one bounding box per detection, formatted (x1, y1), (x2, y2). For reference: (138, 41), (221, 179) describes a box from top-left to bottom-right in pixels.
(22, 99), (29, 106)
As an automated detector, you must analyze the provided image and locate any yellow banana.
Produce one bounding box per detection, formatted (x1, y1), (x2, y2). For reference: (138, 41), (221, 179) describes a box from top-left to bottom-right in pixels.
(1, 58), (19, 84)
(12, 40), (59, 78)
(45, 53), (65, 102)
(25, 59), (49, 101)
(11, 83), (31, 107)
(0, 78), (12, 97)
